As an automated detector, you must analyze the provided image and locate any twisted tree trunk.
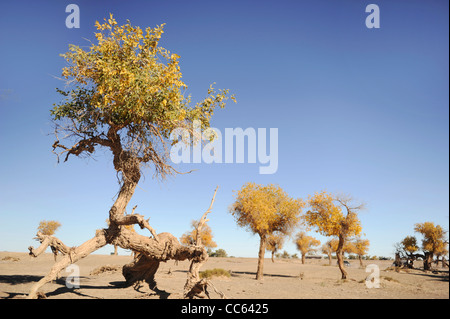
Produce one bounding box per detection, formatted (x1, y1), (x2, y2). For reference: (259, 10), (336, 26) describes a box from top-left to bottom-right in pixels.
(27, 156), (219, 299)
(336, 235), (348, 280)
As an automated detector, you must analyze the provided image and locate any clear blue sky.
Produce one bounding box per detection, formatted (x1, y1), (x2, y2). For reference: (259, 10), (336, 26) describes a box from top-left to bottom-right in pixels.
(0, 0), (448, 258)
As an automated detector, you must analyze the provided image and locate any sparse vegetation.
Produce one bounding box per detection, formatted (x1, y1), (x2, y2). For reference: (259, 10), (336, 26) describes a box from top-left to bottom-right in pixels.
(90, 265), (121, 275)
(199, 268), (231, 279)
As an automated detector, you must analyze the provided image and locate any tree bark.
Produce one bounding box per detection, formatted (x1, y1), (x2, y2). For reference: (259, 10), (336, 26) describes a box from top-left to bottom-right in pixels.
(256, 234), (266, 280)
(394, 253), (402, 267)
(423, 252), (434, 271)
(301, 253), (305, 265)
(28, 133), (221, 299)
(27, 171), (219, 298)
(28, 229), (108, 299)
(336, 235), (348, 279)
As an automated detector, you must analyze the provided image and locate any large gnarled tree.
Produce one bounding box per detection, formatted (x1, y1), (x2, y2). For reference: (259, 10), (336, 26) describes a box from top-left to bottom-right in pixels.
(27, 15), (234, 299)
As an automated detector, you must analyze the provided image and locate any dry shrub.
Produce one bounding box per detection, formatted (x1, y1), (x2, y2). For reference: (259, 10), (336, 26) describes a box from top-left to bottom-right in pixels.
(381, 276), (400, 283)
(90, 265), (121, 275)
(199, 268), (231, 279)
(1, 256), (20, 262)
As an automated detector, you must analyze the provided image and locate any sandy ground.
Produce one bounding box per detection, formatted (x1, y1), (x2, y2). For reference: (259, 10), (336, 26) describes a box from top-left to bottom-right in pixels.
(0, 251), (448, 299)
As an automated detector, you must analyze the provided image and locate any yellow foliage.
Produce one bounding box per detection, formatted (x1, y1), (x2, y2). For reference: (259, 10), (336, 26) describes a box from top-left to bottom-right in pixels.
(180, 219), (217, 249)
(37, 220), (61, 236)
(294, 231), (321, 255)
(55, 14), (235, 138)
(353, 238), (370, 256)
(414, 222), (448, 254)
(266, 233), (285, 253)
(401, 235), (418, 254)
(230, 183), (305, 238)
(303, 191), (363, 239)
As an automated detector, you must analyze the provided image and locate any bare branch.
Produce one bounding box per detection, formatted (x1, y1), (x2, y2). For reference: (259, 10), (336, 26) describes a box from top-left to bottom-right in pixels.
(28, 232), (72, 259)
(195, 186), (219, 246)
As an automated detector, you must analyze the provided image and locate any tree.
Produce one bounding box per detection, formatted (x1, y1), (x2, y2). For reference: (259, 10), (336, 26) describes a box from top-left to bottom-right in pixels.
(353, 238), (370, 268)
(180, 219), (217, 250)
(414, 222), (448, 270)
(229, 183), (305, 280)
(209, 249), (227, 258)
(28, 221), (62, 260)
(321, 239), (337, 265)
(27, 15), (234, 299)
(294, 231), (320, 264)
(266, 233), (285, 263)
(37, 220), (61, 236)
(303, 191), (364, 279)
(395, 236), (419, 268)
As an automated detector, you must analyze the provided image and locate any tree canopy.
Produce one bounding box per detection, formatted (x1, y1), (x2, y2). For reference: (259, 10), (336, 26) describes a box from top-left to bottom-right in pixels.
(230, 183), (305, 238)
(294, 231), (320, 264)
(37, 220), (61, 236)
(51, 14), (235, 179)
(180, 219), (217, 249)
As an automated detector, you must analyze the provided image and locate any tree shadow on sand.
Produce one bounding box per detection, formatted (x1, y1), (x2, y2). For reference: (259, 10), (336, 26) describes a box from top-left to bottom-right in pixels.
(230, 271), (299, 279)
(407, 269), (449, 282)
(0, 275), (44, 285)
(0, 274), (170, 299)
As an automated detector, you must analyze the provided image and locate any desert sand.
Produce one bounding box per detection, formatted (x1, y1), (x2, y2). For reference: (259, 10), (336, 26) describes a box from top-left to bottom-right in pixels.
(0, 251), (448, 299)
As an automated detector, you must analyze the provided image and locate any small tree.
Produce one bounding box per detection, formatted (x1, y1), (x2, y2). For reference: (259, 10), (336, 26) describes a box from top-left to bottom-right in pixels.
(321, 239), (336, 265)
(266, 233), (285, 263)
(180, 219), (217, 250)
(37, 220), (61, 236)
(353, 238), (370, 268)
(229, 183), (304, 280)
(209, 249), (227, 258)
(294, 231), (320, 264)
(29, 220), (62, 260)
(395, 236), (419, 268)
(303, 191), (364, 279)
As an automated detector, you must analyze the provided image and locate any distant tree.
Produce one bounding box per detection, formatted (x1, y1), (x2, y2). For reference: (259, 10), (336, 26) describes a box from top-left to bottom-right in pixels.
(321, 239), (335, 265)
(414, 222), (448, 270)
(266, 233), (285, 263)
(303, 191), (364, 279)
(209, 249), (227, 258)
(229, 183), (305, 280)
(180, 219), (217, 250)
(353, 238), (370, 268)
(395, 236), (419, 268)
(280, 250), (291, 259)
(37, 220), (61, 236)
(294, 231), (320, 264)
(395, 223), (448, 270)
